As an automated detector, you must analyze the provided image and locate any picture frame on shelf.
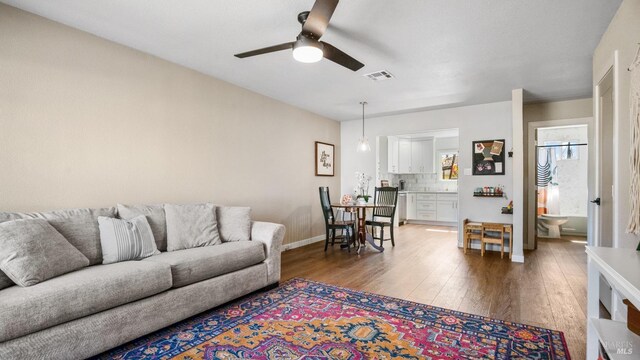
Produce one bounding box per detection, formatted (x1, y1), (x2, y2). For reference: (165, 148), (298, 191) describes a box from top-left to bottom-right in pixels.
(315, 141), (335, 176)
(472, 139), (506, 175)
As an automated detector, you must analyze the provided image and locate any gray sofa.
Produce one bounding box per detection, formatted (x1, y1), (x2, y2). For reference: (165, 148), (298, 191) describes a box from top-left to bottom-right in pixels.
(0, 206), (285, 360)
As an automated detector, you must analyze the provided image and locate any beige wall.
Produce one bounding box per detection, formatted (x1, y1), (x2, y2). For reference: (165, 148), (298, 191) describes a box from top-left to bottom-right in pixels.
(593, 0), (640, 249)
(522, 98), (593, 248)
(0, 4), (340, 245)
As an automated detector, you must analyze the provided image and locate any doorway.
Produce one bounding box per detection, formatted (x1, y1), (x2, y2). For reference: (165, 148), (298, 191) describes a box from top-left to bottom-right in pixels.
(534, 126), (588, 246)
(594, 68), (615, 248)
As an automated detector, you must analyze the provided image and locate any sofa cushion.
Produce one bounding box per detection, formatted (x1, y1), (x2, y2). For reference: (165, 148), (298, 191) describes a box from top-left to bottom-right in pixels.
(0, 260), (172, 342)
(0, 207), (117, 265)
(117, 204), (167, 251)
(98, 216), (159, 264)
(217, 206), (252, 242)
(164, 203), (221, 251)
(0, 219), (90, 287)
(144, 241), (265, 288)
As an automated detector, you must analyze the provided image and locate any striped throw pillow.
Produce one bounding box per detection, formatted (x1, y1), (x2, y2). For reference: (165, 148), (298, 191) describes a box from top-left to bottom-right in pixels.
(98, 216), (159, 264)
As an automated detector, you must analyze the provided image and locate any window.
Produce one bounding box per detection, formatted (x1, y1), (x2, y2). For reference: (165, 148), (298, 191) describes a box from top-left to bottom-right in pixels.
(439, 151), (458, 180)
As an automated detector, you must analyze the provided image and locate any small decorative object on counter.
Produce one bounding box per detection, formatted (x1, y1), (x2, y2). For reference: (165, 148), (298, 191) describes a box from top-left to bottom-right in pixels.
(474, 186), (505, 197)
(340, 194), (353, 206)
(501, 200), (513, 214)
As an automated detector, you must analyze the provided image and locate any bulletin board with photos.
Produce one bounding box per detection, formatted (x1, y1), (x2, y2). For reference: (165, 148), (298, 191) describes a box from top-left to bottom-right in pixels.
(472, 139), (505, 175)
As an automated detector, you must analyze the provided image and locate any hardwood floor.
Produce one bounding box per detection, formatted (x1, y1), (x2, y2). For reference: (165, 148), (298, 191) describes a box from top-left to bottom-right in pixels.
(281, 224), (588, 359)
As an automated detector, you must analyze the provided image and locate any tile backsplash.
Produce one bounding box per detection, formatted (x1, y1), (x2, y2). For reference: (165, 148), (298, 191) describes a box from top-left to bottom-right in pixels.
(389, 173), (458, 192)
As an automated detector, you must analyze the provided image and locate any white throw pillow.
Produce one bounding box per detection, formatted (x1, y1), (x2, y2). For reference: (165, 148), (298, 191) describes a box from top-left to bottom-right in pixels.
(98, 216), (159, 264)
(164, 203), (221, 251)
(217, 206), (252, 242)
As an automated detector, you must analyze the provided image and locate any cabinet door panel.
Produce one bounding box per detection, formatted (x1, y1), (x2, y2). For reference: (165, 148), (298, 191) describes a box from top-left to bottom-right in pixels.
(411, 141), (424, 173)
(436, 200), (457, 222)
(407, 193), (417, 219)
(398, 140), (412, 173)
(387, 136), (398, 173)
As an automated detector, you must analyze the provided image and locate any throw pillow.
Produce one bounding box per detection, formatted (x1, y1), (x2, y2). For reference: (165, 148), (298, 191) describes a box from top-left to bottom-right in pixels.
(0, 219), (90, 287)
(117, 204), (167, 251)
(164, 203), (221, 251)
(98, 216), (160, 264)
(217, 206), (252, 242)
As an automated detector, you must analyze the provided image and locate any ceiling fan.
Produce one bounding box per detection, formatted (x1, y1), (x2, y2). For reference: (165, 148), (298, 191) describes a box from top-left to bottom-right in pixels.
(234, 0), (364, 72)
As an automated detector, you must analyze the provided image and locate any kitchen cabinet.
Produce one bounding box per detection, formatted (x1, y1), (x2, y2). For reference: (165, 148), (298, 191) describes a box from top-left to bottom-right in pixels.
(416, 193), (437, 221)
(411, 139), (434, 173)
(402, 192), (457, 223)
(436, 193), (458, 222)
(398, 139), (412, 173)
(387, 136), (398, 173)
(387, 137), (434, 174)
(406, 193), (417, 220)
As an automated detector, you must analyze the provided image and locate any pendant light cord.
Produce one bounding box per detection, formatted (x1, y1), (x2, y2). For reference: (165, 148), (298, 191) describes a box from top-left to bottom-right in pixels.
(360, 101), (367, 137)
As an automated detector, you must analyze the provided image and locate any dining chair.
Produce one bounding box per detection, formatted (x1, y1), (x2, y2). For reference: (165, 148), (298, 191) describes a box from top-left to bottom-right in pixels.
(481, 222), (506, 258)
(463, 219), (482, 254)
(319, 187), (356, 252)
(366, 187), (399, 247)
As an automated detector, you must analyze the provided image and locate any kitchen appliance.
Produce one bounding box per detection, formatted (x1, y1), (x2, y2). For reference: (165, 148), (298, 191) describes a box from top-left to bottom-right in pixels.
(399, 180), (406, 191)
(398, 193), (407, 225)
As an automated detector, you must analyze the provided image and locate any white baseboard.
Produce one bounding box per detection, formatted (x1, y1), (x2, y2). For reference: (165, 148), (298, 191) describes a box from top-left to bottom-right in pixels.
(282, 235), (325, 252)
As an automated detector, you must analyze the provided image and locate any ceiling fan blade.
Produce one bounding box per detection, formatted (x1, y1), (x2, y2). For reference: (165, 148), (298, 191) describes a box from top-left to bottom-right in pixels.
(234, 42), (294, 58)
(302, 0), (339, 39)
(320, 41), (364, 71)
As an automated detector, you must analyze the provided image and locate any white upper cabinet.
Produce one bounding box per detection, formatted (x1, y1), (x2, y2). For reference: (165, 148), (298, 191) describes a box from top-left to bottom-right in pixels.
(398, 139), (412, 173)
(387, 136), (436, 174)
(387, 136), (398, 174)
(411, 139), (434, 173)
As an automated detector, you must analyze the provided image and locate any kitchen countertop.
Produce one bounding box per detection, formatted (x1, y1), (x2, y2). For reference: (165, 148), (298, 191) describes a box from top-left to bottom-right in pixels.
(398, 191), (457, 194)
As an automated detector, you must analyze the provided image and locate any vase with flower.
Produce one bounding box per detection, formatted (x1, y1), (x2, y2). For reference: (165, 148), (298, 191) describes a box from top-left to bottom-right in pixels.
(354, 172), (372, 204)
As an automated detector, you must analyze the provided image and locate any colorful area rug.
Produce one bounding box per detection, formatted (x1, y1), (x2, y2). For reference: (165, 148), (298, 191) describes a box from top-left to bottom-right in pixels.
(96, 278), (570, 359)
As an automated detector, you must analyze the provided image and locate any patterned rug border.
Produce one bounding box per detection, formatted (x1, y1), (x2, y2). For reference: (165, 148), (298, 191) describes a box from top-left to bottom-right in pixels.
(97, 277), (571, 359)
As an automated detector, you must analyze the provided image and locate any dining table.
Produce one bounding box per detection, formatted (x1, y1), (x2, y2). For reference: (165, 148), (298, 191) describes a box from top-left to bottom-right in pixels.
(330, 203), (394, 254)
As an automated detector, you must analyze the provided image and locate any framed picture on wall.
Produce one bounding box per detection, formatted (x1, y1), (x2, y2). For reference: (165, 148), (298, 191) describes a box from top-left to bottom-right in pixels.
(472, 139), (505, 175)
(315, 141), (335, 176)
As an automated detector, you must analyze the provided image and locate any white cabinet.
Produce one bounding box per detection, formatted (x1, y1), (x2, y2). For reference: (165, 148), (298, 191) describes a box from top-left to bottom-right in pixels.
(387, 136), (398, 173)
(436, 193), (458, 222)
(415, 193), (436, 221)
(398, 139), (412, 173)
(387, 137), (434, 174)
(406, 193), (417, 219)
(411, 139), (434, 173)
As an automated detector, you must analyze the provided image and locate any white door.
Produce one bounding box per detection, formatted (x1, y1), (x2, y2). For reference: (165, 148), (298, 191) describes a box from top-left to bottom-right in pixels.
(398, 139), (412, 173)
(593, 68), (615, 248)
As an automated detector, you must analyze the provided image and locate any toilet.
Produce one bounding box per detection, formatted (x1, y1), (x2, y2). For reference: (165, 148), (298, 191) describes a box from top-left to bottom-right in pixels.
(538, 214), (569, 239)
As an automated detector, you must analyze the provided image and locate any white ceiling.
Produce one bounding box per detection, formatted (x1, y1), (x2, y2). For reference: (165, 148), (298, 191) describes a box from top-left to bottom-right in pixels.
(2, 0), (621, 121)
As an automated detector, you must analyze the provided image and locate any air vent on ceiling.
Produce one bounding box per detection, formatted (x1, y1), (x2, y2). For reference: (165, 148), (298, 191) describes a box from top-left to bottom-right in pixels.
(363, 70), (394, 81)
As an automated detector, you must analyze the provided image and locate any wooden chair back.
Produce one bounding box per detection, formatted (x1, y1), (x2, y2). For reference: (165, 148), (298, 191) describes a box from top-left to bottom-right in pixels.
(372, 187), (399, 219)
(482, 222), (505, 244)
(318, 187), (335, 223)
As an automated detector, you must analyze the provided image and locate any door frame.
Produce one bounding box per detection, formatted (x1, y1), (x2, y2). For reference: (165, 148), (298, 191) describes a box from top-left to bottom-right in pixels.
(527, 119), (591, 250)
(590, 50), (620, 247)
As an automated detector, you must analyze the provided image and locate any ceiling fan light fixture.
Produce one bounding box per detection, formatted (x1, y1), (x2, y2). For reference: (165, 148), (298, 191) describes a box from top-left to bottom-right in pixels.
(292, 36), (323, 63)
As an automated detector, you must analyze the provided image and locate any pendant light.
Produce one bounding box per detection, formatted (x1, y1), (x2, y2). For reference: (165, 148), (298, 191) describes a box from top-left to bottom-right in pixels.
(357, 101), (371, 152)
